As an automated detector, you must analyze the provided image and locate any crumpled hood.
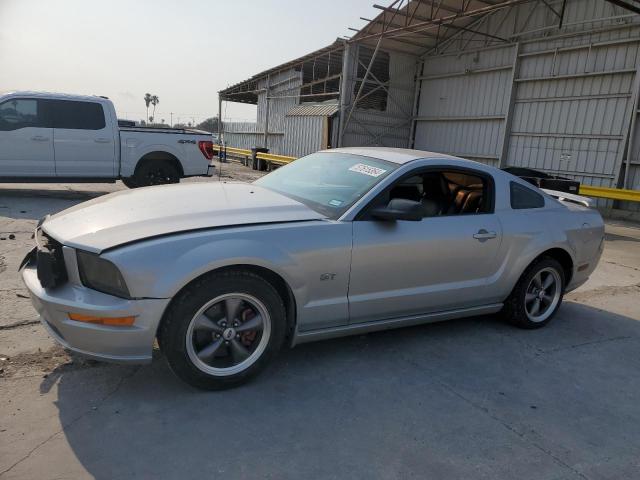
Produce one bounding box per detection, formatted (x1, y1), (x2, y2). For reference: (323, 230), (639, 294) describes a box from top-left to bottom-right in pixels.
(42, 182), (325, 253)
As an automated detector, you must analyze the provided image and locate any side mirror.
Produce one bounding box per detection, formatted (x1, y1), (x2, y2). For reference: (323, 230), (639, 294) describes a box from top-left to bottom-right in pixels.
(371, 198), (423, 222)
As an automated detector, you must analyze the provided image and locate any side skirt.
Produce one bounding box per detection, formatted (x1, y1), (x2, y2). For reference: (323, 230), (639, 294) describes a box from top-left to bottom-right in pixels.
(0, 177), (117, 184)
(292, 303), (504, 346)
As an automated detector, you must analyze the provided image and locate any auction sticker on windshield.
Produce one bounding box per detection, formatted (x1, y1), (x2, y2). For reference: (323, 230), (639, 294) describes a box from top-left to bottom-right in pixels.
(348, 163), (387, 177)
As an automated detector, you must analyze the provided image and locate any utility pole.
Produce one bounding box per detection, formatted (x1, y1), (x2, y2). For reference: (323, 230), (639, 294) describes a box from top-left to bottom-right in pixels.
(263, 75), (271, 148)
(217, 96), (222, 141)
(170, 112), (173, 127)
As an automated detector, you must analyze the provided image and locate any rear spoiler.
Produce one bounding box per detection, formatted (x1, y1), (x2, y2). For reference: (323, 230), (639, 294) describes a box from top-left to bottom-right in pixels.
(542, 188), (594, 208)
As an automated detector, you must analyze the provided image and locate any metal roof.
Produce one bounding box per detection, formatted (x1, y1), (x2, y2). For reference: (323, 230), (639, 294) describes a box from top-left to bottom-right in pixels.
(218, 0), (640, 103)
(219, 39), (344, 104)
(286, 103), (339, 117)
(350, 0), (640, 55)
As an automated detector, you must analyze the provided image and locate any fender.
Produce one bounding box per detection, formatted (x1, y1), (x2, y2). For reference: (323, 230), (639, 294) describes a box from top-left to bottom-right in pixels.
(105, 235), (302, 301)
(488, 210), (577, 303)
(120, 141), (185, 177)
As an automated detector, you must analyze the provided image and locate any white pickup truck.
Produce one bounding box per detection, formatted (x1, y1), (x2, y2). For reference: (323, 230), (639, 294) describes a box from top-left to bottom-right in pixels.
(0, 91), (216, 187)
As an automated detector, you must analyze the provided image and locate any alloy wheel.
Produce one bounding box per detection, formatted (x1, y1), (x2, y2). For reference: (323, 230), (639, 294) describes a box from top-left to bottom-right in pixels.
(524, 267), (561, 323)
(186, 293), (271, 376)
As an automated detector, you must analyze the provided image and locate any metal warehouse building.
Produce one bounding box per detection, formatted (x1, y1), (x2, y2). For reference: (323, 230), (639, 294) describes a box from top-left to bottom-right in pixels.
(219, 0), (640, 211)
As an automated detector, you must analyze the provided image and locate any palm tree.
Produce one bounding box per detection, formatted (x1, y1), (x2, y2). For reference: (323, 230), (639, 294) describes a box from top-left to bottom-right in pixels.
(151, 95), (159, 122)
(144, 93), (152, 123)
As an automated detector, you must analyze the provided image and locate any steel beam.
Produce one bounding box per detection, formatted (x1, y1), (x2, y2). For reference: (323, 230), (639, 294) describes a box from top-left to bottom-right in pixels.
(343, 36), (384, 135)
(373, 2), (459, 18)
(515, 68), (637, 82)
(443, 22), (509, 42)
(603, 0), (640, 14)
(618, 57), (640, 189)
(418, 64), (512, 81)
(353, 0), (533, 45)
(338, 40), (353, 147)
(350, 26), (431, 48)
(498, 42), (520, 168)
(360, 17), (438, 39)
(414, 114), (506, 121)
(409, 59), (424, 148)
(509, 132), (624, 140)
(263, 75), (270, 148)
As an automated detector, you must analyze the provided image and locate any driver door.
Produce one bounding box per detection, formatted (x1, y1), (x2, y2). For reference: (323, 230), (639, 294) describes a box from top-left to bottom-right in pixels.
(0, 98), (55, 177)
(348, 168), (502, 324)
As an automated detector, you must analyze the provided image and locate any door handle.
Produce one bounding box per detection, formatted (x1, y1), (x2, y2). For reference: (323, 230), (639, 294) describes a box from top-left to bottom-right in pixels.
(473, 229), (497, 240)
(31, 135), (49, 142)
(94, 138), (111, 143)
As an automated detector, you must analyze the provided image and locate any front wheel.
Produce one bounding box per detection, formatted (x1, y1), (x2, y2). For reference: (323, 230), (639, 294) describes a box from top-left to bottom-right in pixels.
(501, 257), (565, 329)
(159, 270), (287, 390)
(121, 177), (138, 189)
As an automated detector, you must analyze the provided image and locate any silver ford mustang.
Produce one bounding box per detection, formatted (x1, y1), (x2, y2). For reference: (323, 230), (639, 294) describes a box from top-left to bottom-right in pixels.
(21, 148), (604, 389)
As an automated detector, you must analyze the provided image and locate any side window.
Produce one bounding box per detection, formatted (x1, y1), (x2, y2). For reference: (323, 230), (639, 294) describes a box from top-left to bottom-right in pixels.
(50, 100), (106, 130)
(362, 169), (494, 220)
(510, 181), (545, 209)
(420, 171), (491, 217)
(0, 99), (45, 131)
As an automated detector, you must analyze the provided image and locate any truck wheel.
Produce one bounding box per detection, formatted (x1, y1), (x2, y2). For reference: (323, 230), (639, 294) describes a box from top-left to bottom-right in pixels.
(121, 177), (138, 189)
(501, 256), (565, 329)
(134, 160), (180, 187)
(158, 270), (287, 390)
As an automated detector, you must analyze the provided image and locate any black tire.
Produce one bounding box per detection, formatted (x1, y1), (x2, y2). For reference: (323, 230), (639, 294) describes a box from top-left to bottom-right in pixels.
(501, 256), (565, 329)
(134, 160), (180, 187)
(158, 270), (287, 390)
(121, 177), (138, 189)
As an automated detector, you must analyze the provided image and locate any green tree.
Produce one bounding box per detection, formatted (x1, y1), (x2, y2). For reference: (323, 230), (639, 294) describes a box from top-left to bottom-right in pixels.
(151, 95), (159, 122)
(144, 93), (152, 122)
(196, 117), (221, 133)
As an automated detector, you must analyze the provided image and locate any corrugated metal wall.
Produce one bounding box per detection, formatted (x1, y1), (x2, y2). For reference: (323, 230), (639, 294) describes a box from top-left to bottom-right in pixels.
(224, 68), (325, 157)
(342, 47), (417, 148)
(508, 7), (640, 192)
(415, 45), (515, 165)
(283, 116), (325, 157)
(257, 68), (301, 142)
(413, 0), (640, 208)
(223, 121), (284, 154)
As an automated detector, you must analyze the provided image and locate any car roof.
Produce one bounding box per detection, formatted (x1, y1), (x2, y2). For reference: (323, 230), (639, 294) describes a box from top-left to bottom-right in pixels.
(0, 91), (109, 103)
(319, 147), (474, 165)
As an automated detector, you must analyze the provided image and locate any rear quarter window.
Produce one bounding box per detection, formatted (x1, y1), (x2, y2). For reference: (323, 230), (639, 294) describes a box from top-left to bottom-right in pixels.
(510, 181), (545, 209)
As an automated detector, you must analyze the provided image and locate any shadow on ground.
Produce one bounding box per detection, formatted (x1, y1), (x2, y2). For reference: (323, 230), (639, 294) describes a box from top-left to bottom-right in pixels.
(43, 301), (640, 479)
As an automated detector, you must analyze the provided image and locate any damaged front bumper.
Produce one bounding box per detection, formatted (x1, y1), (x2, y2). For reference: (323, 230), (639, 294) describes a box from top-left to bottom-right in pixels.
(21, 255), (170, 364)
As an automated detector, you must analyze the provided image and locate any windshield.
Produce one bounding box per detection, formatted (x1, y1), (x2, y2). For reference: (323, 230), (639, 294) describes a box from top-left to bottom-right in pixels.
(254, 152), (398, 219)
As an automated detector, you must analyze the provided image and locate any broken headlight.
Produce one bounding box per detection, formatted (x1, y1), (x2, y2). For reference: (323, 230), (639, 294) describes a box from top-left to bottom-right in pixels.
(76, 250), (131, 299)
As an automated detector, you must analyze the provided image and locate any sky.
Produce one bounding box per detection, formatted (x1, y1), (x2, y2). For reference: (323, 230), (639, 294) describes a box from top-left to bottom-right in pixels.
(0, 0), (377, 125)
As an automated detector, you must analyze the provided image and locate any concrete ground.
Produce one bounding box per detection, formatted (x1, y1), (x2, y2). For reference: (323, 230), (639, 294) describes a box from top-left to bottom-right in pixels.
(0, 161), (639, 480)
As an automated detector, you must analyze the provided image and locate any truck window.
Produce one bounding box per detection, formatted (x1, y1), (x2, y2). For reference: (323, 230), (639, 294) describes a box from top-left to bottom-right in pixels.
(0, 99), (46, 131)
(49, 100), (106, 130)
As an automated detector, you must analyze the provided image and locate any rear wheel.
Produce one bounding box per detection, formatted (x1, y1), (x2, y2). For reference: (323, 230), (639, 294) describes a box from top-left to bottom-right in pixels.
(159, 270), (287, 390)
(502, 257), (565, 329)
(134, 160), (180, 187)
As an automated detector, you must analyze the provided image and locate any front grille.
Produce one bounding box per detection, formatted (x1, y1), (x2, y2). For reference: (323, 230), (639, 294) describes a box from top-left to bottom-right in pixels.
(36, 229), (68, 289)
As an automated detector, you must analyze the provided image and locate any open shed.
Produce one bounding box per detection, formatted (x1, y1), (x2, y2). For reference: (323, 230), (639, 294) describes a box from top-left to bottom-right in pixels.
(219, 0), (640, 211)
